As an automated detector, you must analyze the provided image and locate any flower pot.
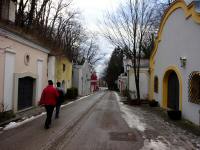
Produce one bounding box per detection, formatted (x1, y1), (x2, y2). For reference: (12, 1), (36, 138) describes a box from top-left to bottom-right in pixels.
(167, 110), (182, 120)
(149, 100), (158, 107)
(129, 99), (141, 105)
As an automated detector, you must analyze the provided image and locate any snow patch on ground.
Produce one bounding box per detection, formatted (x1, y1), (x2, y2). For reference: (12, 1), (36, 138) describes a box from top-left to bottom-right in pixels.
(2, 94), (94, 131)
(140, 139), (170, 150)
(76, 94), (93, 102)
(99, 87), (108, 90)
(3, 112), (46, 131)
(61, 94), (94, 108)
(114, 92), (146, 132)
(61, 101), (74, 108)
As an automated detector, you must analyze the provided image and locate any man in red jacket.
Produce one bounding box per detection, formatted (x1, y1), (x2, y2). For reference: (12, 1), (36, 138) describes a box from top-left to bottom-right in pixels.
(39, 80), (59, 129)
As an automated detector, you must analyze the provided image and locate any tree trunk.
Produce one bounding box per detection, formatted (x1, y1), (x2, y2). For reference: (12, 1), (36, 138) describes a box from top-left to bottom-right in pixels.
(135, 76), (140, 101)
(28, 0), (36, 27)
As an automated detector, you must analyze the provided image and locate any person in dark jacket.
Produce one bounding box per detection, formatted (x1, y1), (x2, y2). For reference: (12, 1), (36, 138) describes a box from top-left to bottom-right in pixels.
(55, 82), (65, 119)
(39, 80), (59, 129)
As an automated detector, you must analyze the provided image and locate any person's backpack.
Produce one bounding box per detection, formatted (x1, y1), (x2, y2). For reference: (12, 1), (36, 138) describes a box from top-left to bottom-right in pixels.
(57, 89), (65, 104)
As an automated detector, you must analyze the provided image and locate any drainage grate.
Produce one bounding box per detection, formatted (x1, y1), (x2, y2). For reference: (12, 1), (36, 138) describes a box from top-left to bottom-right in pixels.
(109, 132), (136, 141)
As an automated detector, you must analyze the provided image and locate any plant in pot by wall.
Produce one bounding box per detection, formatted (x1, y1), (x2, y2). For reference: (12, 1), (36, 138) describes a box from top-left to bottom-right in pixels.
(149, 100), (158, 107)
(167, 109), (182, 120)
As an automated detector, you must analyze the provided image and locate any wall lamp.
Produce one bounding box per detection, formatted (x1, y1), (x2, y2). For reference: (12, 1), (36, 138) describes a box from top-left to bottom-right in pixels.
(180, 56), (187, 68)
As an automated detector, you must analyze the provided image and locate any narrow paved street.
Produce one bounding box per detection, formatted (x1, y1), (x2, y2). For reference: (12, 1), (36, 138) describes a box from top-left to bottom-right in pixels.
(0, 91), (200, 150)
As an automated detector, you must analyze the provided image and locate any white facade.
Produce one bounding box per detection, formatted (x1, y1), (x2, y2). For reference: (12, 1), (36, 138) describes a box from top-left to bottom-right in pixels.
(48, 56), (56, 83)
(151, 1), (200, 125)
(72, 61), (91, 96)
(0, 0), (16, 22)
(129, 68), (149, 100)
(4, 51), (15, 111)
(118, 74), (128, 94)
(8, 0), (16, 22)
(0, 28), (49, 112)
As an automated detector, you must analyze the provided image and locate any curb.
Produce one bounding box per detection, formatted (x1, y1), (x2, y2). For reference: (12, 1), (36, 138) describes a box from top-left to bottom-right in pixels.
(0, 93), (96, 130)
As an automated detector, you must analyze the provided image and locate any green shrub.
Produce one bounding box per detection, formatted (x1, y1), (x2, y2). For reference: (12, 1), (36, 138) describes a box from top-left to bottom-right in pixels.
(122, 88), (130, 97)
(66, 87), (78, 99)
(0, 111), (15, 123)
(149, 100), (158, 107)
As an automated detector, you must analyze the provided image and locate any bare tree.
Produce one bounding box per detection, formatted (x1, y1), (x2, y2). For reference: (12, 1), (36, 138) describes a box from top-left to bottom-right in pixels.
(102, 0), (158, 101)
(16, 0), (29, 27)
(77, 34), (106, 65)
(14, 0), (101, 68)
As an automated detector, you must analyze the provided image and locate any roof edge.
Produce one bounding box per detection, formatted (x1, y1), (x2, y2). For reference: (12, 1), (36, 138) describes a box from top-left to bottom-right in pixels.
(150, 0), (200, 67)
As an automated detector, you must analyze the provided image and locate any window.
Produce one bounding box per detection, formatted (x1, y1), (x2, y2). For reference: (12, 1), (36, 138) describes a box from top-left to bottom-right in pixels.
(154, 76), (158, 93)
(63, 64), (66, 72)
(189, 72), (200, 104)
(24, 54), (30, 66)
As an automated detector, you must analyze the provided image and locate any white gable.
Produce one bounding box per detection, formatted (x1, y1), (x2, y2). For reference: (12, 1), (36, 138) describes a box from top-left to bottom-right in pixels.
(184, 0), (193, 5)
(153, 4), (200, 125)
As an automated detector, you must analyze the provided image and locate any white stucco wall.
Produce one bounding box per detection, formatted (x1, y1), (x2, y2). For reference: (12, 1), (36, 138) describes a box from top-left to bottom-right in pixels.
(154, 8), (200, 125)
(118, 75), (128, 94)
(36, 60), (43, 101)
(72, 61), (91, 96)
(9, 1), (16, 22)
(81, 61), (91, 96)
(4, 51), (15, 111)
(48, 56), (56, 83)
(129, 68), (149, 99)
(0, 49), (5, 111)
(72, 66), (82, 95)
(184, 0), (194, 5)
(0, 28), (49, 111)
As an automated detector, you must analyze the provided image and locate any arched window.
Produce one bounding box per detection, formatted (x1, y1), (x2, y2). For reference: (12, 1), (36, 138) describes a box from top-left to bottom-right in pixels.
(154, 76), (158, 93)
(189, 72), (200, 104)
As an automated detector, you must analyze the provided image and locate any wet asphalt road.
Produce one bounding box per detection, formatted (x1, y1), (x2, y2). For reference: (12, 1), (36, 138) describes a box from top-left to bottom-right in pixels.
(1, 91), (200, 150)
(0, 91), (143, 150)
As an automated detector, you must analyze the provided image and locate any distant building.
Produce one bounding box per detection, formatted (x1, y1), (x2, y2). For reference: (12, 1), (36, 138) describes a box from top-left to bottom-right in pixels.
(72, 61), (92, 96)
(128, 59), (149, 100)
(0, 0), (16, 22)
(118, 73), (128, 95)
(91, 72), (98, 92)
(98, 78), (107, 87)
(48, 52), (72, 92)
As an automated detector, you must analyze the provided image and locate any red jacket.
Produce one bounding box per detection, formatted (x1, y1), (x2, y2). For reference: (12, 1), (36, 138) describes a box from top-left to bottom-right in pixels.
(39, 85), (59, 106)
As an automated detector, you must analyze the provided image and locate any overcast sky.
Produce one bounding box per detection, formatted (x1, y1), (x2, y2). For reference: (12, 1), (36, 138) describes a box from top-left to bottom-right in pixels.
(72, 0), (122, 76)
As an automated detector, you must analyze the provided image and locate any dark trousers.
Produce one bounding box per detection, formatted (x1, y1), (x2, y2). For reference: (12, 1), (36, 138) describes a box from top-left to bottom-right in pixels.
(55, 104), (61, 118)
(45, 105), (55, 128)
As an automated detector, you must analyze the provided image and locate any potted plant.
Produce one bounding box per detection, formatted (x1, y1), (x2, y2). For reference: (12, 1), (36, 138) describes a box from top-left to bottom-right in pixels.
(149, 100), (158, 107)
(167, 109), (182, 120)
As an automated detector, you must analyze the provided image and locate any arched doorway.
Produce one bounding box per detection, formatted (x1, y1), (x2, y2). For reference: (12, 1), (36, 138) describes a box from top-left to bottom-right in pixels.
(162, 66), (182, 111)
(167, 71), (179, 110)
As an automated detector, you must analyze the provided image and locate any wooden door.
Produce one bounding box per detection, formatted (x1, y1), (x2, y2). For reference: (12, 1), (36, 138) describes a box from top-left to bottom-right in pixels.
(167, 71), (179, 110)
(18, 77), (34, 110)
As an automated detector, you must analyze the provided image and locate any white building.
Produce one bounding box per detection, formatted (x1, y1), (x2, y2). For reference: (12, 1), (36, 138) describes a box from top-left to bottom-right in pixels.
(128, 60), (149, 100)
(118, 73), (128, 94)
(149, 0), (200, 125)
(72, 61), (92, 96)
(0, 28), (49, 112)
(0, 0), (16, 22)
